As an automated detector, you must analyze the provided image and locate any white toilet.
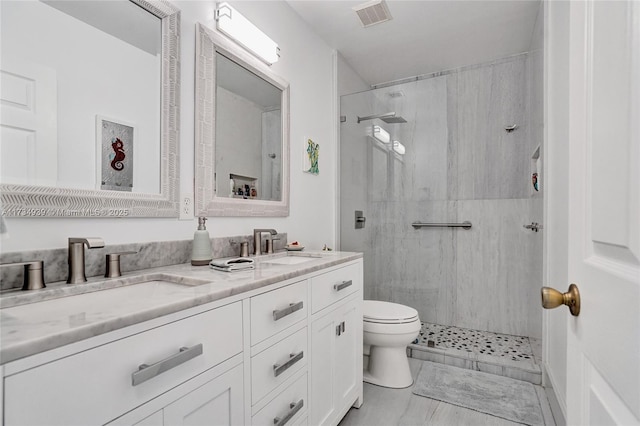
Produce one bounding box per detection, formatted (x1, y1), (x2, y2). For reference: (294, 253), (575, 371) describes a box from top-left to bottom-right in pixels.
(363, 300), (421, 388)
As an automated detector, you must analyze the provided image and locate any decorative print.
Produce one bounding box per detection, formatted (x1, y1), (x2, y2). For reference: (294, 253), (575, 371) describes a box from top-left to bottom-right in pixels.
(110, 138), (126, 171)
(532, 172), (539, 191)
(97, 116), (134, 192)
(304, 138), (319, 175)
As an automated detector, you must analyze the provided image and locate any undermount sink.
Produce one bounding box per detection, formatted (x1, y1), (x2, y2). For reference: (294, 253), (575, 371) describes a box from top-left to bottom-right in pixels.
(0, 273), (211, 309)
(261, 255), (321, 265)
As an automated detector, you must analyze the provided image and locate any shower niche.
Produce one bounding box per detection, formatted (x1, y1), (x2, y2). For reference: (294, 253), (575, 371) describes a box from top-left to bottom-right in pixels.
(530, 146), (541, 194)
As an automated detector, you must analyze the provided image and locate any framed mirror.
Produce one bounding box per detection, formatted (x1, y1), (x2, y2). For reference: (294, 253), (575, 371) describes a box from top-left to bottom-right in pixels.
(0, 0), (180, 217)
(195, 23), (290, 217)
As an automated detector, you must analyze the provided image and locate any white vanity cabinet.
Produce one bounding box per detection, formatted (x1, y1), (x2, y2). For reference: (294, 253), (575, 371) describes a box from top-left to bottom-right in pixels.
(1, 257), (363, 426)
(4, 301), (243, 426)
(309, 263), (363, 426)
(131, 363), (245, 426)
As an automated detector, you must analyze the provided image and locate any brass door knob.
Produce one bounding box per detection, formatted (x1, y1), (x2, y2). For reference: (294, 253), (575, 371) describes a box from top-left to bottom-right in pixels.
(541, 284), (580, 316)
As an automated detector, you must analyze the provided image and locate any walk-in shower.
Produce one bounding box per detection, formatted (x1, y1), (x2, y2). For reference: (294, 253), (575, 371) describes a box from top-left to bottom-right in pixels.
(339, 52), (544, 382)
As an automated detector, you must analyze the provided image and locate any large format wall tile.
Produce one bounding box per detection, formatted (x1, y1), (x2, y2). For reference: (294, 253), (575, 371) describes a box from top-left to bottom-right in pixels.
(456, 57), (530, 200)
(455, 199), (542, 337)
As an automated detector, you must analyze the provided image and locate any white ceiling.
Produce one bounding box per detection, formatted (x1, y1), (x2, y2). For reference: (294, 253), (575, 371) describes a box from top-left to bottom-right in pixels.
(286, 0), (541, 86)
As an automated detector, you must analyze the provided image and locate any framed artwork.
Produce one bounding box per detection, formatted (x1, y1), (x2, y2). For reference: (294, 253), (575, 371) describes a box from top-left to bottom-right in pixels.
(96, 116), (135, 191)
(303, 137), (319, 175)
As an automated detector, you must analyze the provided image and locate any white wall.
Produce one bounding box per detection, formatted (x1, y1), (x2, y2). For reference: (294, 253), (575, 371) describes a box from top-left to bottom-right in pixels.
(1, 0), (337, 252)
(337, 52), (370, 96)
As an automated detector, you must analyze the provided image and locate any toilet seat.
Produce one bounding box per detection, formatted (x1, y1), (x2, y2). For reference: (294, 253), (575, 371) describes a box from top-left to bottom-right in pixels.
(363, 300), (419, 324)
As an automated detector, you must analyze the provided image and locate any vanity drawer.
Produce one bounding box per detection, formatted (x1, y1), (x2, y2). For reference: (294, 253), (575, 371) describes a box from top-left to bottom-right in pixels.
(251, 326), (307, 404)
(251, 280), (307, 345)
(4, 302), (243, 426)
(311, 263), (361, 313)
(252, 372), (307, 426)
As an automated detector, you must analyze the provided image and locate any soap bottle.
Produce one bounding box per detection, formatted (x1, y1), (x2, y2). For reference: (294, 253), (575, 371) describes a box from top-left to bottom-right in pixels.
(191, 217), (213, 266)
(229, 175), (235, 198)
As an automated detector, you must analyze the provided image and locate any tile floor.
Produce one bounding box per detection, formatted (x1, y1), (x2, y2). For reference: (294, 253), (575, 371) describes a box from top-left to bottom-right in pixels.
(408, 322), (543, 385)
(339, 358), (556, 426)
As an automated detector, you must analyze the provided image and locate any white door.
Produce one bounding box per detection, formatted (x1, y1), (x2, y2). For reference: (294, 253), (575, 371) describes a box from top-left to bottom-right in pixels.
(0, 57), (57, 186)
(564, 0), (640, 424)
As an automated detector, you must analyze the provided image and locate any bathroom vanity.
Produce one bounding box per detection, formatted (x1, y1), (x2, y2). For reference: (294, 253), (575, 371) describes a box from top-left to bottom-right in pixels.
(0, 252), (363, 426)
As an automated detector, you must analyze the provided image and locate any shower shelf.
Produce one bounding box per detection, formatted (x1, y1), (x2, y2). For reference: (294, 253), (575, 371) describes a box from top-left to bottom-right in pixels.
(411, 221), (472, 230)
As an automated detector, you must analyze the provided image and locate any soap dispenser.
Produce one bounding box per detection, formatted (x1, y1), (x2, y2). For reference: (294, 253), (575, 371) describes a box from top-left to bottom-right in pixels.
(191, 217), (213, 266)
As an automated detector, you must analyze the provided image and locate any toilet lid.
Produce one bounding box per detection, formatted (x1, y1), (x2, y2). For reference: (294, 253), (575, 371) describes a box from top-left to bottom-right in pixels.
(363, 300), (419, 324)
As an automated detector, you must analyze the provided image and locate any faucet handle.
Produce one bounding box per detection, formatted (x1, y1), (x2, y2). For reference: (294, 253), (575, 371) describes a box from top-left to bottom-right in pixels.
(0, 260), (46, 290)
(266, 236), (280, 254)
(105, 251), (137, 278)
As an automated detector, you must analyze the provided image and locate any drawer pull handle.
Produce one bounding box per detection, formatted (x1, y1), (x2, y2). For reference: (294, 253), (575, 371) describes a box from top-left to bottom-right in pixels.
(336, 321), (346, 336)
(273, 399), (304, 426)
(273, 351), (304, 377)
(132, 344), (203, 386)
(273, 301), (304, 321)
(333, 280), (352, 291)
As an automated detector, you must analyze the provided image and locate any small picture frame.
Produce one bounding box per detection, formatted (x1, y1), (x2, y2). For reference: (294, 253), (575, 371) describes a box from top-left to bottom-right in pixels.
(96, 116), (135, 192)
(303, 137), (319, 175)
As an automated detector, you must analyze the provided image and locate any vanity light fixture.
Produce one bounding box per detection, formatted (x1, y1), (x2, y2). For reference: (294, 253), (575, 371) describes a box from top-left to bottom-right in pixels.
(372, 125), (391, 144)
(215, 2), (280, 65)
(392, 141), (405, 155)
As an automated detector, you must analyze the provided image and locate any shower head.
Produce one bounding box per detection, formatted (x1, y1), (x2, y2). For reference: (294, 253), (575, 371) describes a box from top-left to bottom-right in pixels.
(379, 115), (407, 124)
(356, 112), (407, 124)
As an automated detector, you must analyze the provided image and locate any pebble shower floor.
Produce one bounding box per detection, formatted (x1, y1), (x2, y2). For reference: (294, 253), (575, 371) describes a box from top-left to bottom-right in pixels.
(415, 322), (539, 364)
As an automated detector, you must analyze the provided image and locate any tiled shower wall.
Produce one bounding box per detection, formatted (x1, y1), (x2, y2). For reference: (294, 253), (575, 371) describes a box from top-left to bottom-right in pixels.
(340, 53), (543, 339)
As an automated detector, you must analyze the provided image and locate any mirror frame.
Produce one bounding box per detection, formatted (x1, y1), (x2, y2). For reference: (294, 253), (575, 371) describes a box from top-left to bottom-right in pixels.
(195, 23), (290, 217)
(0, 0), (180, 218)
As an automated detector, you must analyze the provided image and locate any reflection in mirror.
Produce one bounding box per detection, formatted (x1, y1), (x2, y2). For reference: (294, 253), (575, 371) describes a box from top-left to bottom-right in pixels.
(216, 53), (282, 201)
(196, 23), (290, 217)
(0, 0), (180, 217)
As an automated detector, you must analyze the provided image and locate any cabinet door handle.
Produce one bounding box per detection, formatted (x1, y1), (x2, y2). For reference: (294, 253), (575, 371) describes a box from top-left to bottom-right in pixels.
(342, 321), (346, 333)
(273, 351), (304, 377)
(132, 344), (203, 386)
(273, 399), (304, 426)
(273, 301), (304, 321)
(336, 324), (342, 336)
(333, 280), (352, 291)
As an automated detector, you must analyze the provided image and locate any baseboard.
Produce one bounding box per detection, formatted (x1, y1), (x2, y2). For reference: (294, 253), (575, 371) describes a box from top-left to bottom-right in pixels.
(543, 364), (567, 426)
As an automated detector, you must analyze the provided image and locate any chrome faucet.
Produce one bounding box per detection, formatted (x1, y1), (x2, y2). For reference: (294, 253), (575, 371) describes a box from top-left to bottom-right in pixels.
(253, 229), (277, 256)
(67, 237), (105, 284)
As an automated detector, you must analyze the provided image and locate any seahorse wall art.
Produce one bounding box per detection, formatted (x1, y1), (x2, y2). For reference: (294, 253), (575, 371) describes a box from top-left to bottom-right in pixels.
(110, 137), (126, 171)
(305, 138), (319, 175)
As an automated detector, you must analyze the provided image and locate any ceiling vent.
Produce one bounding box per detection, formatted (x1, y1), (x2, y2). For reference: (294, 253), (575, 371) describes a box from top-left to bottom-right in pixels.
(353, 0), (393, 28)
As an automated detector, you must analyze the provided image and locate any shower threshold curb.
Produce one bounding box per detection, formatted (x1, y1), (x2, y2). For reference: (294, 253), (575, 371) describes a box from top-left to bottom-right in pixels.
(408, 344), (542, 385)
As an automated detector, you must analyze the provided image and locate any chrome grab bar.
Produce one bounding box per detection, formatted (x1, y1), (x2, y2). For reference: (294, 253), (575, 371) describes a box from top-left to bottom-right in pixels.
(273, 301), (304, 321)
(132, 344), (203, 386)
(273, 399), (304, 426)
(411, 221), (472, 230)
(273, 351), (304, 377)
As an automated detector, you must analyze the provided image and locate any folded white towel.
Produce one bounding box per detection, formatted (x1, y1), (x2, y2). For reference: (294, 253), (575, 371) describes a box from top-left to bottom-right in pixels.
(210, 257), (255, 272)
(210, 264), (254, 272)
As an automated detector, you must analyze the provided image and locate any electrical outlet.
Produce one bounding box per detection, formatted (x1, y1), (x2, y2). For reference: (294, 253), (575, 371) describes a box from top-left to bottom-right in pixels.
(180, 193), (194, 220)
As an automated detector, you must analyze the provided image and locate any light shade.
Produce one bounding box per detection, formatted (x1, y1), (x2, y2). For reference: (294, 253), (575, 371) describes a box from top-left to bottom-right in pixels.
(216, 2), (279, 65)
(372, 125), (390, 144)
(392, 141), (405, 155)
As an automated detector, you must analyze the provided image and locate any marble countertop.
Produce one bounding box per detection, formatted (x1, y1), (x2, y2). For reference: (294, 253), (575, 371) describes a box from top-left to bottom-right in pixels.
(0, 251), (362, 365)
